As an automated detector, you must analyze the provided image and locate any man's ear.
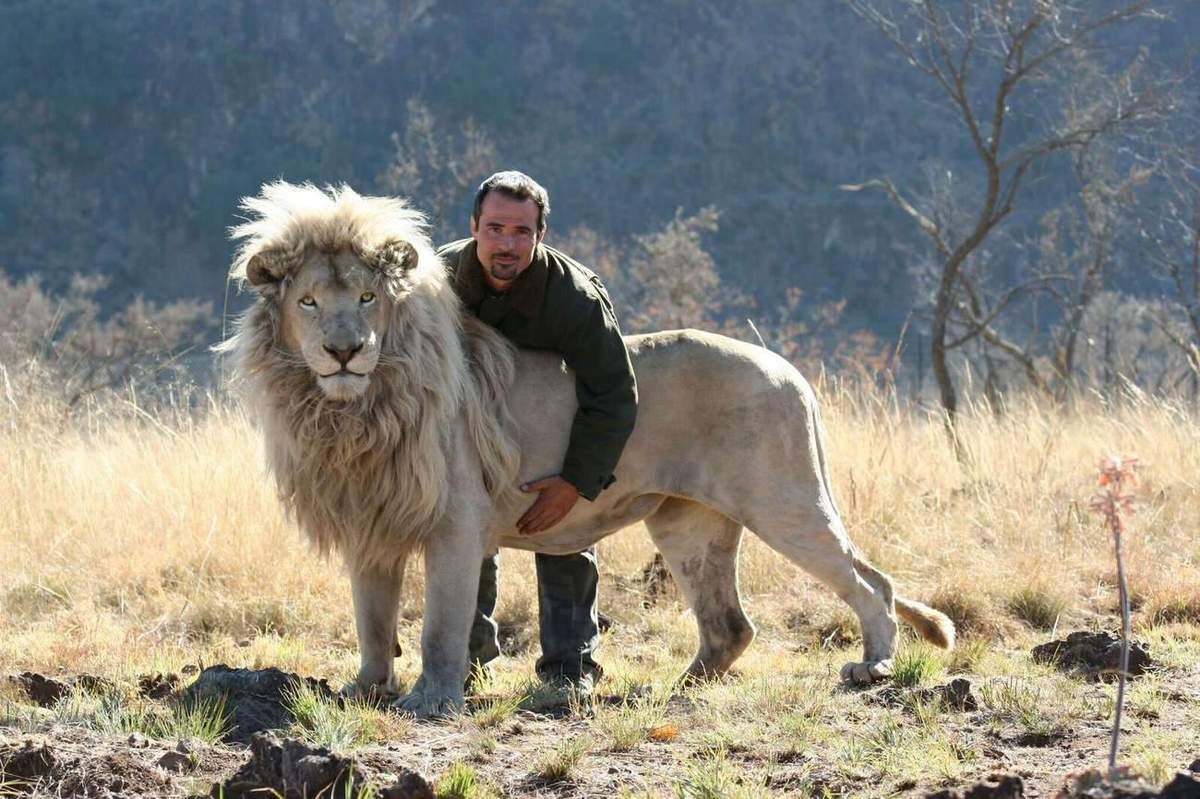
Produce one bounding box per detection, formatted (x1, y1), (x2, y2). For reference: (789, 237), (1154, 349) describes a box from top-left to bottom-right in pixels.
(245, 248), (293, 287)
(370, 238), (419, 274)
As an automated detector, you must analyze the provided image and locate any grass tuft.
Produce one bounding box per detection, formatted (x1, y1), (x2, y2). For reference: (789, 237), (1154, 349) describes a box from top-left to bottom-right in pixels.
(594, 694), (669, 752)
(1006, 585), (1069, 630)
(891, 642), (944, 688)
(435, 760), (490, 799)
(535, 734), (590, 781)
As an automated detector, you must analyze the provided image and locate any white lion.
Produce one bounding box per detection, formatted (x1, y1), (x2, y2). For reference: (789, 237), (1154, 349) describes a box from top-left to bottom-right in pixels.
(221, 181), (954, 717)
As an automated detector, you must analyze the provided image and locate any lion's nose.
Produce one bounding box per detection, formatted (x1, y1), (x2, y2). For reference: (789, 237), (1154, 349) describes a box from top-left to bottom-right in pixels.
(323, 343), (362, 366)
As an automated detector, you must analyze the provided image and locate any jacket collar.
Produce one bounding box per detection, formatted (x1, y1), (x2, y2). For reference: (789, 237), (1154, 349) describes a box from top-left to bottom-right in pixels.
(454, 239), (549, 318)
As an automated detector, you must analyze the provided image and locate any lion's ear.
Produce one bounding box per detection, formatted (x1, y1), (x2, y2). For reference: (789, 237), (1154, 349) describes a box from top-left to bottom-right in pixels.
(369, 238), (419, 274)
(245, 248), (294, 287)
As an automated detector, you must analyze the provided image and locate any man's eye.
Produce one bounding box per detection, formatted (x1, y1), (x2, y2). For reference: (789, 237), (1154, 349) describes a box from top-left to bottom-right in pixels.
(299, 296), (316, 308)
(360, 291), (376, 304)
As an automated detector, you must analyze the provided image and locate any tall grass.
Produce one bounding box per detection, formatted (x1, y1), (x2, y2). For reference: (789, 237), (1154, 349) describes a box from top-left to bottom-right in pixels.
(2, 380), (1198, 676)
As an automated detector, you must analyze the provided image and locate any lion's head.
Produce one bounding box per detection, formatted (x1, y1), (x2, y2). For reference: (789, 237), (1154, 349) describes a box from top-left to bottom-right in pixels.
(225, 181), (444, 403)
(243, 237), (418, 401)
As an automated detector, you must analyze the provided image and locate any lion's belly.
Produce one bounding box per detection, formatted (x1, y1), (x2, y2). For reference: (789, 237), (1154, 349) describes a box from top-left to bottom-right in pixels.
(487, 330), (811, 552)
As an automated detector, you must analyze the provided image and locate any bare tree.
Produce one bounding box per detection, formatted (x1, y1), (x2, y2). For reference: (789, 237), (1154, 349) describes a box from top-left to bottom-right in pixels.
(1139, 133), (1200, 385)
(842, 0), (1164, 419)
(378, 98), (497, 243)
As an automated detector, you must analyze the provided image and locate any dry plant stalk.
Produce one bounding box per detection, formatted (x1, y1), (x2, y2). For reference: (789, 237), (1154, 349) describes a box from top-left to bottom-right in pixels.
(1090, 454), (1138, 778)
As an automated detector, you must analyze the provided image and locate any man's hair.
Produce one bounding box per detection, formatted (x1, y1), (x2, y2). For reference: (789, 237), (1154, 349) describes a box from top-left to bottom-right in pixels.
(472, 171), (551, 233)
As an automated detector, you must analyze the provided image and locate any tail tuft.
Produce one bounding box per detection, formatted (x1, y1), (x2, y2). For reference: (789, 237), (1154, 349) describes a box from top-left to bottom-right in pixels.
(895, 596), (956, 649)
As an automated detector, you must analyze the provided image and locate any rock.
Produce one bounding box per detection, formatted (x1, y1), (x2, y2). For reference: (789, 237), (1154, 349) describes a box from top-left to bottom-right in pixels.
(1188, 759), (1200, 774)
(0, 740), (56, 780)
(138, 672), (181, 699)
(156, 749), (195, 773)
(877, 678), (979, 712)
(1031, 631), (1152, 681)
(127, 732), (150, 749)
(1159, 772), (1200, 799)
(927, 774), (1024, 798)
(183, 665), (336, 744)
(213, 731), (369, 799)
(175, 737), (205, 755)
(10, 672), (69, 707)
(379, 770), (436, 799)
(1054, 767), (1200, 798)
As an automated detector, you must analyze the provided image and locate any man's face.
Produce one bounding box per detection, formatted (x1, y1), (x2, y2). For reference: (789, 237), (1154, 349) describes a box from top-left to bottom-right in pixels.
(470, 192), (543, 290)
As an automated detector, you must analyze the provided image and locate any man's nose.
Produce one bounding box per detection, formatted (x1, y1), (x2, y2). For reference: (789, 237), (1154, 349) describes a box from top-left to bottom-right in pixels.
(323, 343), (362, 366)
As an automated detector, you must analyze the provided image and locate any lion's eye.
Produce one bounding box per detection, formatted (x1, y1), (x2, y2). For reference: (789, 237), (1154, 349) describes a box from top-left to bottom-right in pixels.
(299, 296), (316, 308)
(360, 291), (376, 304)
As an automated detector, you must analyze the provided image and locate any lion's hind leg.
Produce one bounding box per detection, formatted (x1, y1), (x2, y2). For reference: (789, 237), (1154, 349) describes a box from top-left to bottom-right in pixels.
(749, 503), (902, 685)
(644, 498), (755, 682)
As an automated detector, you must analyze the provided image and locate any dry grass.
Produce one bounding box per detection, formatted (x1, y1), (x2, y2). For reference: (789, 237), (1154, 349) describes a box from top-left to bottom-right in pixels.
(2, 383), (1200, 794)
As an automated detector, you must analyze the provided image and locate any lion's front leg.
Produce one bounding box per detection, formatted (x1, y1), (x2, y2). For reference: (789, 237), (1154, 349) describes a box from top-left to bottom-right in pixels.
(395, 518), (483, 718)
(346, 559), (405, 702)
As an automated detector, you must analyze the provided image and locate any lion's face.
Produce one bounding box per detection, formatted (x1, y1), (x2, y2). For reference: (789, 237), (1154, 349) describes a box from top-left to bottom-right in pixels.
(271, 250), (389, 401)
(243, 236), (419, 402)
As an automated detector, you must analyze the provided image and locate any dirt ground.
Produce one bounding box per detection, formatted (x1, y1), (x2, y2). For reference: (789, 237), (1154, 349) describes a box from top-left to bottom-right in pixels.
(3, 634), (1198, 798)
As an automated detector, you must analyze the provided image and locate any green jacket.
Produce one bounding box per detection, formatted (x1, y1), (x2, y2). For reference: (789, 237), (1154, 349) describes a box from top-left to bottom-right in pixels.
(438, 238), (638, 501)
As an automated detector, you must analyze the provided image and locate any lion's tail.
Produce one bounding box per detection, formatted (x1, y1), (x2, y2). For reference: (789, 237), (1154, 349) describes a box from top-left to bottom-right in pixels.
(895, 596), (956, 650)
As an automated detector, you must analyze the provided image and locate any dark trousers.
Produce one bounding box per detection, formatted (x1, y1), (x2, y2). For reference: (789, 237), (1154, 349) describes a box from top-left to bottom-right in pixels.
(468, 548), (602, 681)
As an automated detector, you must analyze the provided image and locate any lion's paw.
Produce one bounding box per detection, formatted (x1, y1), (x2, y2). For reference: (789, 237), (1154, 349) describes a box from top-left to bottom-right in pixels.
(393, 687), (464, 719)
(839, 659), (893, 685)
(339, 680), (398, 707)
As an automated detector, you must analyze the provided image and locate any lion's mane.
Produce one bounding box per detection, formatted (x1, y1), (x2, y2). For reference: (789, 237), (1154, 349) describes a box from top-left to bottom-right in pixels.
(222, 182), (520, 570)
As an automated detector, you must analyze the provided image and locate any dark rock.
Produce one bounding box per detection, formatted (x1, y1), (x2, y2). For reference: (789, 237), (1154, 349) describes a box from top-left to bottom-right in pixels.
(1031, 631), (1152, 681)
(213, 731), (368, 799)
(74, 674), (114, 694)
(1188, 759), (1200, 774)
(138, 672), (180, 699)
(927, 773), (1024, 798)
(10, 672), (68, 706)
(1159, 772), (1200, 799)
(183, 665), (336, 744)
(379, 770), (436, 799)
(156, 750), (195, 773)
(877, 678), (979, 712)
(127, 732), (150, 749)
(1055, 767), (1200, 798)
(0, 740), (56, 780)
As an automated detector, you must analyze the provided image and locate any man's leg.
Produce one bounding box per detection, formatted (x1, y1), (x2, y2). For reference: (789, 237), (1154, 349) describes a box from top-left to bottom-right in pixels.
(467, 553), (501, 680)
(534, 548), (602, 682)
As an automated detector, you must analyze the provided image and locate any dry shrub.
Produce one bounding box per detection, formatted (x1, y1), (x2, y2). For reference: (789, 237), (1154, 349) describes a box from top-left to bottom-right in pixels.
(1143, 591), (1200, 627)
(1006, 585), (1071, 631)
(929, 585), (1001, 640)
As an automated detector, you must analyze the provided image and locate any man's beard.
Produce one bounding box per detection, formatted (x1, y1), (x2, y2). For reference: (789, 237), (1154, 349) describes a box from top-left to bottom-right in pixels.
(487, 252), (523, 282)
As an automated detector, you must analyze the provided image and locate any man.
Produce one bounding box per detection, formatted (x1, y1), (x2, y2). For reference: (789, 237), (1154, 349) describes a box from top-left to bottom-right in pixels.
(437, 171), (637, 699)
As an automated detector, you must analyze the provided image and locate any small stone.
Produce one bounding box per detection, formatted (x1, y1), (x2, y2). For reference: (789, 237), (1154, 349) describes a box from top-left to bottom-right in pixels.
(379, 769), (434, 799)
(1188, 759), (1200, 774)
(157, 750), (195, 773)
(127, 732), (150, 749)
(175, 738), (204, 755)
(138, 672), (181, 699)
(1, 740), (56, 779)
(925, 773), (1024, 798)
(12, 673), (68, 707)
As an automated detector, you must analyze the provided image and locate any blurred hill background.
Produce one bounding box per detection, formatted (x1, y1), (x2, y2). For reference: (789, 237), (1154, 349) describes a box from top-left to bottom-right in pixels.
(1, 0), (1198, 403)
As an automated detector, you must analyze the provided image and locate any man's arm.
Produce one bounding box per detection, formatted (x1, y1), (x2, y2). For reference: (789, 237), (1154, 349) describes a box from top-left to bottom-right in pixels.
(557, 286), (638, 501)
(516, 287), (637, 534)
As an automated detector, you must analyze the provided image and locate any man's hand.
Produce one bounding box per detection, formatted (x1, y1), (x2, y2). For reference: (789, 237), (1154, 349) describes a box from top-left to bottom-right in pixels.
(517, 475), (580, 534)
